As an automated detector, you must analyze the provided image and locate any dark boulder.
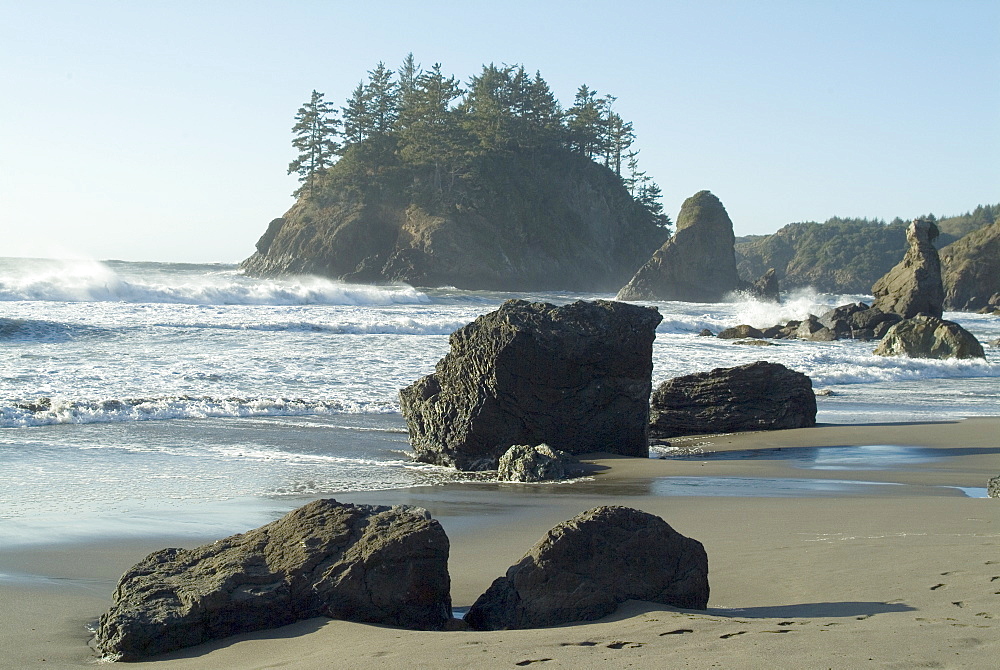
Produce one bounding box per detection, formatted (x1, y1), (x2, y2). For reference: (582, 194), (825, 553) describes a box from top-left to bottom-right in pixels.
(93, 500), (452, 661)
(464, 506), (709, 630)
(497, 444), (578, 482)
(871, 218), (945, 318)
(795, 315), (837, 341)
(616, 191), (742, 302)
(717, 324), (764, 339)
(873, 315), (985, 359)
(649, 361), (817, 439)
(400, 299), (662, 470)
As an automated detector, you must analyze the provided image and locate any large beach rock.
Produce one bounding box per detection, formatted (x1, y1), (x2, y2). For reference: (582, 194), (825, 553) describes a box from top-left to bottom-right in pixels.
(616, 190), (743, 302)
(940, 220), (1000, 311)
(497, 444), (577, 482)
(464, 506), (709, 630)
(871, 218), (945, 318)
(649, 361), (817, 439)
(93, 500), (452, 661)
(988, 475), (1000, 499)
(400, 299), (662, 470)
(873, 315), (985, 359)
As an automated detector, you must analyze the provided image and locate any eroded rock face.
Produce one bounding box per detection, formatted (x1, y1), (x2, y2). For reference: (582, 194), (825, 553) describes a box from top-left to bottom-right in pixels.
(649, 361), (816, 439)
(940, 220), (1000, 311)
(616, 191), (742, 302)
(871, 219), (944, 318)
(497, 444), (577, 482)
(400, 299), (662, 470)
(464, 506), (709, 630)
(873, 315), (985, 359)
(93, 500), (452, 661)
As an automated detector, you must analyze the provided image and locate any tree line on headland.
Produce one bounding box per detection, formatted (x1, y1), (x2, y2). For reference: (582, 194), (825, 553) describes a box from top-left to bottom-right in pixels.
(287, 54), (670, 228)
(736, 204), (1000, 294)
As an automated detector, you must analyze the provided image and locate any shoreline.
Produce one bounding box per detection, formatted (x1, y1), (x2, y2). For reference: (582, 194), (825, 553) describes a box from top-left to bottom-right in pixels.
(2, 417), (999, 668)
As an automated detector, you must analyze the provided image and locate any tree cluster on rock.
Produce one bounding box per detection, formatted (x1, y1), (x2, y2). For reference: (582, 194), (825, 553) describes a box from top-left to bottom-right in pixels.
(242, 57), (672, 291)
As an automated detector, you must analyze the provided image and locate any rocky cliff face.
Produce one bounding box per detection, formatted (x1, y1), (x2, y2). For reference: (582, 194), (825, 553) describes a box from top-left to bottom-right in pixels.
(241, 151), (667, 291)
(940, 220), (1000, 311)
(616, 190), (743, 302)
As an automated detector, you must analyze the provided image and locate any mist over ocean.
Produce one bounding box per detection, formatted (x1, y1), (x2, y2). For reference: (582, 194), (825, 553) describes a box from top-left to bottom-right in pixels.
(1, 258), (997, 546)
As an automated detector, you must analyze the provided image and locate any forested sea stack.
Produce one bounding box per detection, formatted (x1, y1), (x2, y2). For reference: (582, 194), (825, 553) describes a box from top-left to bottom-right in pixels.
(616, 190), (743, 302)
(241, 57), (671, 291)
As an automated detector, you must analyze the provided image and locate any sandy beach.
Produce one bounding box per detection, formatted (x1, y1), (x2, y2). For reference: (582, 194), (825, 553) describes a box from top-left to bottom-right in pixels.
(2, 418), (998, 669)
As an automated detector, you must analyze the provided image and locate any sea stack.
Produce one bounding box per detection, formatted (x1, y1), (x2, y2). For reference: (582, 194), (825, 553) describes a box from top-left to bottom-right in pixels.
(871, 218), (944, 318)
(616, 190), (742, 302)
(940, 219), (1000, 311)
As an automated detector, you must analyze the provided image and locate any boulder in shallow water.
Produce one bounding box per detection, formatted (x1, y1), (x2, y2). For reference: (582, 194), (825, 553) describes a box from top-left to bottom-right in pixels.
(399, 299), (662, 470)
(464, 506), (709, 630)
(93, 499), (452, 660)
(717, 324), (764, 339)
(649, 361), (816, 439)
(988, 475), (1000, 499)
(497, 444), (578, 482)
(873, 315), (985, 360)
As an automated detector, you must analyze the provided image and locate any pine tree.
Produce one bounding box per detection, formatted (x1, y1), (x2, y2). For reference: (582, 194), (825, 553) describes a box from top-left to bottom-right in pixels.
(397, 63), (465, 193)
(341, 82), (369, 146)
(287, 90), (340, 196)
(566, 85), (605, 159)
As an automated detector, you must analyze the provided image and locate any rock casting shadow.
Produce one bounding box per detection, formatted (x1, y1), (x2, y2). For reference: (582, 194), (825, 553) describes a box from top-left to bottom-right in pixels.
(710, 601), (916, 619)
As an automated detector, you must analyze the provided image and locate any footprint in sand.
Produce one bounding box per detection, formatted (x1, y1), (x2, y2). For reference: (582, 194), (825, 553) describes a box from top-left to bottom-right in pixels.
(953, 601), (966, 608)
(605, 641), (643, 649)
(659, 629), (694, 636)
(719, 631), (747, 639)
(515, 659), (552, 666)
(930, 583), (946, 590)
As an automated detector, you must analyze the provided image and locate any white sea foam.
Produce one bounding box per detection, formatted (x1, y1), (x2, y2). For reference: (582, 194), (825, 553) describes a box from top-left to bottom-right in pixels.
(0, 258), (430, 306)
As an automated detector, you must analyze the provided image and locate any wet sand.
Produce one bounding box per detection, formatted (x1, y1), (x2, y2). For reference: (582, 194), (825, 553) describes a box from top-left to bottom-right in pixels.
(2, 418), (998, 668)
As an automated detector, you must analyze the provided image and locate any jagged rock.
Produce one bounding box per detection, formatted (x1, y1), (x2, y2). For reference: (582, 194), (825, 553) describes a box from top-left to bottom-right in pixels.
(748, 268), (780, 302)
(464, 506), (709, 630)
(698, 328), (715, 337)
(733, 339), (777, 346)
(988, 475), (1000, 499)
(819, 303), (869, 338)
(616, 191), (742, 302)
(873, 315), (985, 359)
(649, 361), (817, 439)
(400, 299), (662, 470)
(871, 219), (945, 318)
(717, 324), (764, 339)
(795, 315), (837, 341)
(93, 500), (452, 660)
(498, 444), (578, 482)
(940, 220), (1000, 311)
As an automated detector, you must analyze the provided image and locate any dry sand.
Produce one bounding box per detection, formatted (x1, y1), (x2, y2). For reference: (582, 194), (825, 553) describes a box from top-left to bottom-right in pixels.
(2, 418), (999, 669)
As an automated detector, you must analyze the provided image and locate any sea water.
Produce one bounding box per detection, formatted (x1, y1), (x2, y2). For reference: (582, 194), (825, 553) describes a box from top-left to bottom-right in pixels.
(1, 258), (997, 546)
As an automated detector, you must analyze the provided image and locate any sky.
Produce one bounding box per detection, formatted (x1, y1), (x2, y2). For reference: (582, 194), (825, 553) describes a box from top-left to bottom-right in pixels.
(1, 0), (997, 263)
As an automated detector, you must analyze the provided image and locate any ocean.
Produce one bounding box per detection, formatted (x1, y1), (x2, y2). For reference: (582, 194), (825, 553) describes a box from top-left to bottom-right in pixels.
(1, 257), (997, 548)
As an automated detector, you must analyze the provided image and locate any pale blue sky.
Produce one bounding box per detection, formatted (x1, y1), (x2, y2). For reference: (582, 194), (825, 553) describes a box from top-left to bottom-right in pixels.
(1, 0), (997, 263)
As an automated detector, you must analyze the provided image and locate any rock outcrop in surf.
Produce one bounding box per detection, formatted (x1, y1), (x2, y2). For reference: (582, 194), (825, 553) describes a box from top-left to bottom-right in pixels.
(871, 218), (944, 319)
